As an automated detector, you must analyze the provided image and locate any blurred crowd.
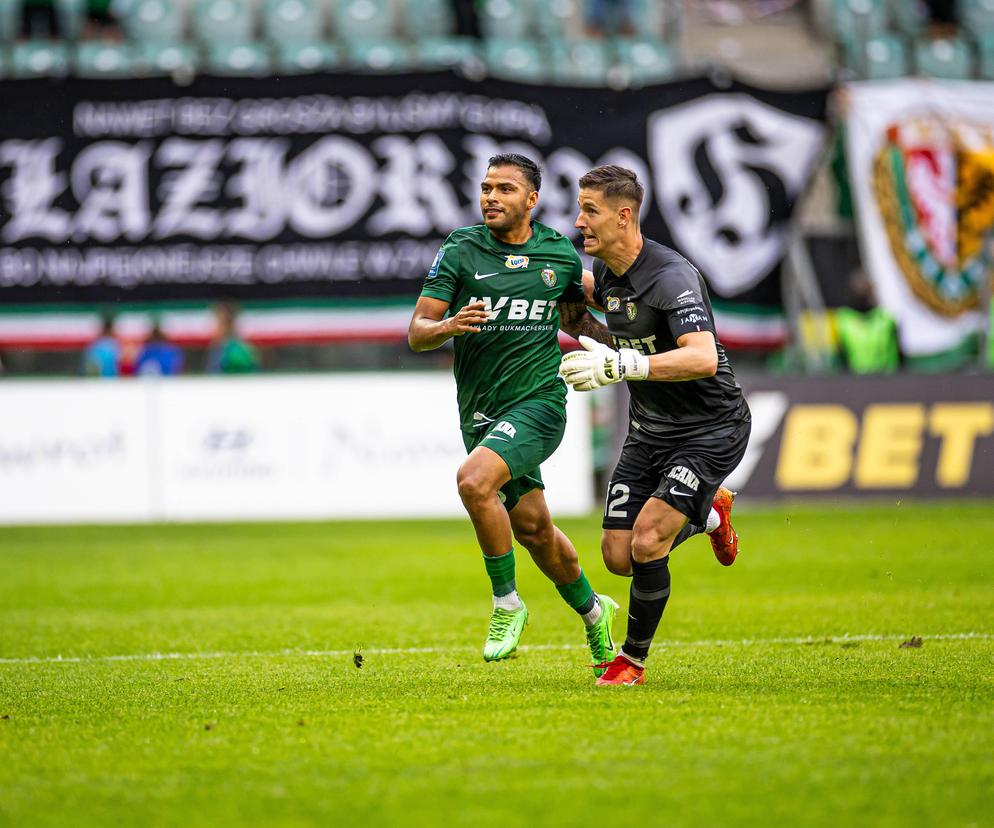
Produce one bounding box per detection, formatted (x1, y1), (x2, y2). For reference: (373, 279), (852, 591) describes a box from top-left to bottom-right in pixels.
(81, 302), (260, 378)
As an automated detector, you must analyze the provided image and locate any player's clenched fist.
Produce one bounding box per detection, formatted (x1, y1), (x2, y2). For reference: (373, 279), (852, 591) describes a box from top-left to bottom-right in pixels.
(558, 335), (649, 391)
(446, 301), (489, 336)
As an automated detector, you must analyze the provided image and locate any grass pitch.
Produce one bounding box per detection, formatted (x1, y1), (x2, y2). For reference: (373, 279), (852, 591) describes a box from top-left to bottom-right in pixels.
(1, 502), (993, 828)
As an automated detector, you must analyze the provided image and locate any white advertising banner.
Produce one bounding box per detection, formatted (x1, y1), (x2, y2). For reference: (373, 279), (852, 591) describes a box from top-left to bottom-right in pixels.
(845, 80), (991, 357)
(0, 381), (152, 523)
(0, 374), (593, 524)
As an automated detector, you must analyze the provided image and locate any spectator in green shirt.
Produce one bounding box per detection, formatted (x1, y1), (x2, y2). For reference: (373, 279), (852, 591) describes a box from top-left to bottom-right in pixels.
(205, 301), (261, 375)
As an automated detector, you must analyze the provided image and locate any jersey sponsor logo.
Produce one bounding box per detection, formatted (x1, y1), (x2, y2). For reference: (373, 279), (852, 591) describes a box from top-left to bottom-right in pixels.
(667, 465), (700, 491)
(612, 334), (658, 354)
(469, 295), (556, 323)
(541, 268), (557, 287)
(427, 247), (445, 278)
(505, 255), (529, 269)
(625, 301), (637, 321)
(474, 271), (499, 280)
(606, 296), (621, 311)
(676, 289), (697, 305)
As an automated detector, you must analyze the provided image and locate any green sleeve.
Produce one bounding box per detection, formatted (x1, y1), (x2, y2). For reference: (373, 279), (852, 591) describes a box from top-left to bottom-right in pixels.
(419, 236), (461, 304)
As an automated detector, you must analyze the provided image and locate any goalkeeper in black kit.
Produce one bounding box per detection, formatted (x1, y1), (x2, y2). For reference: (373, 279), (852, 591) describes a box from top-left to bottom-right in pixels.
(559, 165), (752, 686)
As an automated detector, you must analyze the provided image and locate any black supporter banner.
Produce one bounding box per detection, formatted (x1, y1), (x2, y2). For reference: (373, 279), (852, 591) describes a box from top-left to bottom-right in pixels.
(0, 72), (828, 312)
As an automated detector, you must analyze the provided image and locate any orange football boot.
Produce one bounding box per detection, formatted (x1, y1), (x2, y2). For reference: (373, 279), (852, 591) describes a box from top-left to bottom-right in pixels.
(594, 654), (645, 686)
(710, 486), (739, 566)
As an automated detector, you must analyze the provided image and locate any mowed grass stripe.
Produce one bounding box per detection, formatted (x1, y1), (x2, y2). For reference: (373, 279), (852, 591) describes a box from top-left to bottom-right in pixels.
(2, 631), (992, 665)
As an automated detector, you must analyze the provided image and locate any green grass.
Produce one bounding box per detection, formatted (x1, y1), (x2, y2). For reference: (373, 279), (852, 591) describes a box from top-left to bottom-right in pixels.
(1, 502), (993, 827)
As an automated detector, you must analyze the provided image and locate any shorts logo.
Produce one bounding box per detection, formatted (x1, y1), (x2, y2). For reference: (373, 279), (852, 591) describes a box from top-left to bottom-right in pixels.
(626, 301), (637, 321)
(606, 296), (621, 311)
(493, 421), (517, 438)
(505, 255), (529, 269)
(668, 465), (700, 491)
(541, 268), (557, 287)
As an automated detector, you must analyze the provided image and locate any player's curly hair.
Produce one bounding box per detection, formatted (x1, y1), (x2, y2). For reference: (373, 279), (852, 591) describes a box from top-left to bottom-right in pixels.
(578, 165), (645, 210)
(488, 153), (542, 192)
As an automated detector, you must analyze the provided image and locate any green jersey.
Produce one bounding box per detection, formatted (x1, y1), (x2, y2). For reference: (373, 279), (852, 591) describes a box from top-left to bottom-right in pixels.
(420, 221), (584, 431)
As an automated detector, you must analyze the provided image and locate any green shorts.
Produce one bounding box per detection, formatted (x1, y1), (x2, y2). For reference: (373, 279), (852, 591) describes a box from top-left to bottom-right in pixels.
(462, 397), (567, 512)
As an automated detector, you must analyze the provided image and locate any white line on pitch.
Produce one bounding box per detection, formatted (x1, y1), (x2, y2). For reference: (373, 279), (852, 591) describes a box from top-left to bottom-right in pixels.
(0, 632), (991, 666)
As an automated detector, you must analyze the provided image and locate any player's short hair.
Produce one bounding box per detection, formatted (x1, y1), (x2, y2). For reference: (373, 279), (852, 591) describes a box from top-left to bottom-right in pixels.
(578, 165), (645, 210)
(487, 153), (542, 192)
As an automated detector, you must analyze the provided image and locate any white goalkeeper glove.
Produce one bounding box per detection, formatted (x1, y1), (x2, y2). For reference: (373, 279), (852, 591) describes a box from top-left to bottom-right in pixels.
(558, 335), (650, 391)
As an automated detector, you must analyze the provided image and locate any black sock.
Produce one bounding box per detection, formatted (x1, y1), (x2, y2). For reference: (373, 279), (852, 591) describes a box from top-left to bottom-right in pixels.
(671, 522), (704, 552)
(622, 555), (671, 662)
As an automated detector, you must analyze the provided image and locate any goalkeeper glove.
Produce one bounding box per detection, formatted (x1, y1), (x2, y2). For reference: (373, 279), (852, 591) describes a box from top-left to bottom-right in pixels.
(558, 335), (650, 391)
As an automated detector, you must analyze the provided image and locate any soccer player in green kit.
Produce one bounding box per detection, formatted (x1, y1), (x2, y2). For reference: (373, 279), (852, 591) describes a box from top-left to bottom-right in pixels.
(408, 154), (618, 673)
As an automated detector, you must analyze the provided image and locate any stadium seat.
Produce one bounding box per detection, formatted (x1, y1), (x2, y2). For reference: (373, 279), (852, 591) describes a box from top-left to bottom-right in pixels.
(192, 0), (256, 42)
(399, 0), (454, 39)
(628, 0), (668, 38)
(136, 40), (198, 76)
(204, 40), (272, 76)
(121, 0), (186, 42)
(10, 40), (70, 77)
(54, 0), (86, 40)
(414, 36), (482, 71)
(274, 40), (341, 72)
(263, 0), (323, 43)
(548, 38), (610, 85)
(915, 36), (973, 79)
(347, 39), (412, 71)
(615, 36), (677, 85)
(75, 40), (137, 77)
(962, 0), (994, 35)
(479, 0), (532, 40)
(888, 0), (926, 34)
(831, 0), (888, 43)
(331, 0), (394, 41)
(845, 32), (909, 79)
(977, 32), (994, 78)
(0, 0), (20, 42)
(484, 38), (545, 82)
(533, 0), (581, 39)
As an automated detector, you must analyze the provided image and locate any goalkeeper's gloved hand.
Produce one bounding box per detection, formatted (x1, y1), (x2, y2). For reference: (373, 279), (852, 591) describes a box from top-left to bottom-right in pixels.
(558, 335), (650, 391)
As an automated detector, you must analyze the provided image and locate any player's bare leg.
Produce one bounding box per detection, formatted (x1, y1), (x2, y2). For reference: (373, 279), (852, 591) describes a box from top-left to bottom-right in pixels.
(509, 488), (619, 674)
(597, 497), (685, 686)
(456, 446), (514, 555)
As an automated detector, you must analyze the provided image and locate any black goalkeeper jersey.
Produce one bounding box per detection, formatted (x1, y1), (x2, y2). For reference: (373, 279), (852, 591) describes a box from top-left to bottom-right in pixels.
(592, 238), (750, 443)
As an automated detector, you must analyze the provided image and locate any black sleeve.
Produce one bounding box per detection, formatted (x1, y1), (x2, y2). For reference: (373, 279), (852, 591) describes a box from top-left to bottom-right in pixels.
(642, 256), (717, 340)
(591, 261), (605, 307)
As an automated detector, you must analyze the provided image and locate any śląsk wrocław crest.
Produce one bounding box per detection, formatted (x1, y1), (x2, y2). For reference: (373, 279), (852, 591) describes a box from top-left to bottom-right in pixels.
(872, 117), (994, 317)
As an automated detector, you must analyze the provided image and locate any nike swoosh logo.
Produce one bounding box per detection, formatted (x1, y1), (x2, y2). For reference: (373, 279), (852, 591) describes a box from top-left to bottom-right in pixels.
(474, 272), (499, 280)
(484, 434), (509, 442)
(670, 489), (693, 498)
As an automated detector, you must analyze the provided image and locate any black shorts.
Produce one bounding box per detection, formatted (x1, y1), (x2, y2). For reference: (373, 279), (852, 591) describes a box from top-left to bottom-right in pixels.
(602, 419), (751, 530)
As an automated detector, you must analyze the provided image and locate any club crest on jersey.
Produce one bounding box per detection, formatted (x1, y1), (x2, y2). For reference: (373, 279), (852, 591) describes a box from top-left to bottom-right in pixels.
(606, 297), (621, 312)
(541, 268), (557, 287)
(505, 255), (529, 269)
(626, 301), (638, 321)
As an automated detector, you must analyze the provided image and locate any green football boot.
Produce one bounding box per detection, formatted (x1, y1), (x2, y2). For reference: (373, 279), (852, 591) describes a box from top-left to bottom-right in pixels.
(483, 602), (528, 662)
(586, 595), (619, 677)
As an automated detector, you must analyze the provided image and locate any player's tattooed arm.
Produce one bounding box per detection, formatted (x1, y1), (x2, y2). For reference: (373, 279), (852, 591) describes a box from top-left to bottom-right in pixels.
(558, 299), (612, 345)
(408, 296), (488, 351)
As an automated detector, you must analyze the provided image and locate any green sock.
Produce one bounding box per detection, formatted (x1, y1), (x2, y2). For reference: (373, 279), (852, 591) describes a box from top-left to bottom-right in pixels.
(556, 570), (596, 615)
(483, 549), (516, 597)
